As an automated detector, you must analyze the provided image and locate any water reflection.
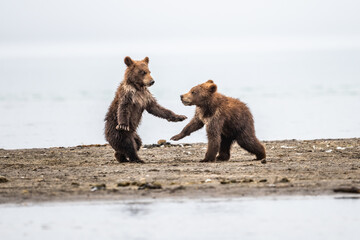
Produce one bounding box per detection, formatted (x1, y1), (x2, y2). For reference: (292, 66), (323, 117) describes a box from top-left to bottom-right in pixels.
(123, 202), (150, 217)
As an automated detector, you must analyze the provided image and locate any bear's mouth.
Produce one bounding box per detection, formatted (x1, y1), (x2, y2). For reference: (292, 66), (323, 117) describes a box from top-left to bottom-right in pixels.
(145, 80), (155, 87)
(181, 100), (192, 106)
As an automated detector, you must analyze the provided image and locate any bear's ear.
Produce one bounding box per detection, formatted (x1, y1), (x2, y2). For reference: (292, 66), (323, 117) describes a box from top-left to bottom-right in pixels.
(206, 80), (214, 84)
(124, 56), (134, 67)
(143, 57), (149, 64)
(208, 83), (217, 93)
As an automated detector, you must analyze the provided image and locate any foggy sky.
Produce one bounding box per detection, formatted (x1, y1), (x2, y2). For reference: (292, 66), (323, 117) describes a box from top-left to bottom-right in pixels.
(0, 0), (360, 59)
(1, 0), (359, 43)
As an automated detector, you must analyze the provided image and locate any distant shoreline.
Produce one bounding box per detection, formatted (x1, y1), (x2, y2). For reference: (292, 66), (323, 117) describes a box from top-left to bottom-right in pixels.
(0, 138), (359, 204)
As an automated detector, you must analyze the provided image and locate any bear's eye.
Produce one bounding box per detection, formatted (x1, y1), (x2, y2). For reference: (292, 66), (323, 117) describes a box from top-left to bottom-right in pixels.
(140, 70), (147, 75)
(191, 90), (197, 94)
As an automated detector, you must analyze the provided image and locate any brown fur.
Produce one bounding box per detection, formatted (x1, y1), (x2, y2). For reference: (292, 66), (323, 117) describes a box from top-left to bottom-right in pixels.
(171, 80), (266, 162)
(105, 56), (187, 163)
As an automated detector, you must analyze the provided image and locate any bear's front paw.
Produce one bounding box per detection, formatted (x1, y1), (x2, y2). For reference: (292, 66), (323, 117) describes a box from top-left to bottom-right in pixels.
(116, 124), (130, 131)
(171, 134), (184, 141)
(177, 115), (187, 121)
(169, 115), (187, 122)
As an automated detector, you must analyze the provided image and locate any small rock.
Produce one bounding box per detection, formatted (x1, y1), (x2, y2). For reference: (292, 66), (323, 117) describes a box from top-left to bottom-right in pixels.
(143, 144), (160, 149)
(157, 139), (167, 145)
(0, 176), (9, 183)
(117, 182), (131, 187)
(281, 145), (295, 149)
(220, 179), (239, 184)
(261, 159), (267, 164)
(71, 182), (80, 187)
(259, 179), (267, 183)
(148, 169), (160, 172)
(205, 179), (212, 183)
(91, 183), (106, 191)
(138, 182), (162, 190)
(242, 178), (254, 183)
(220, 180), (231, 184)
(279, 177), (290, 183)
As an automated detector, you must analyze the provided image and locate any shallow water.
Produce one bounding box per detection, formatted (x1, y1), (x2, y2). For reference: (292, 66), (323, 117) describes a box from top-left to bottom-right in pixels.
(0, 50), (360, 149)
(0, 196), (359, 240)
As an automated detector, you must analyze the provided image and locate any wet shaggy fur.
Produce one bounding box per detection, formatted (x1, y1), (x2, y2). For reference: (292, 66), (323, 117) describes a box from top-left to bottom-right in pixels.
(105, 56), (186, 163)
(171, 80), (266, 162)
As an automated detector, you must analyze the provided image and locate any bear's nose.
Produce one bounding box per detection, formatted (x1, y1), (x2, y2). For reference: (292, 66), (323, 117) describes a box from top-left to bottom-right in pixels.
(149, 80), (155, 86)
(180, 95), (183, 100)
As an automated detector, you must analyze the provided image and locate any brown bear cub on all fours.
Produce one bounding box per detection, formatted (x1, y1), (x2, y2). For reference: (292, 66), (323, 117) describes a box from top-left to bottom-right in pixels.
(171, 80), (266, 162)
(105, 56), (187, 163)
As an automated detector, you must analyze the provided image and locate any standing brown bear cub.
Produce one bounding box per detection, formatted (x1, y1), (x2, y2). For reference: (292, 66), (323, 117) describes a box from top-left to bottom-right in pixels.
(105, 56), (187, 163)
(171, 80), (266, 162)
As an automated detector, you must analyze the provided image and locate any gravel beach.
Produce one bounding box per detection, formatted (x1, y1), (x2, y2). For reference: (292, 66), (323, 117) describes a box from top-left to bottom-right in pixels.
(0, 138), (359, 204)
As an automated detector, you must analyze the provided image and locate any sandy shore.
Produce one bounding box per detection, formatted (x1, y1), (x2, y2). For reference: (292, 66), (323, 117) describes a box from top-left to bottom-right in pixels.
(0, 138), (359, 204)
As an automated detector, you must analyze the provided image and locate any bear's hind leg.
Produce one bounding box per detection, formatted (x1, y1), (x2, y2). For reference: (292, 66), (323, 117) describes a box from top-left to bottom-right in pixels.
(134, 132), (142, 151)
(216, 135), (234, 161)
(115, 151), (129, 163)
(236, 133), (266, 160)
(123, 137), (144, 163)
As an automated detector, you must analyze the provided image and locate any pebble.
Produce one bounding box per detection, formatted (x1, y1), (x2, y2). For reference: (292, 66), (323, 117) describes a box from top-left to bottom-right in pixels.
(281, 145), (295, 149)
(117, 182), (131, 187)
(138, 182), (162, 190)
(90, 183), (106, 191)
(242, 178), (254, 183)
(261, 159), (267, 164)
(0, 176), (9, 183)
(157, 139), (167, 145)
(220, 180), (231, 184)
(279, 177), (290, 183)
(336, 147), (346, 150)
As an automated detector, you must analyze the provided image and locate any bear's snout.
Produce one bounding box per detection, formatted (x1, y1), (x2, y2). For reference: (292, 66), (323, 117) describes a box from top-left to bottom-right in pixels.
(180, 94), (192, 106)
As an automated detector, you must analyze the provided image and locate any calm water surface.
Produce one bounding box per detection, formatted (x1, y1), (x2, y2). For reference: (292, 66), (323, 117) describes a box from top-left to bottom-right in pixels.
(0, 196), (359, 240)
(0, 51), (359, 149)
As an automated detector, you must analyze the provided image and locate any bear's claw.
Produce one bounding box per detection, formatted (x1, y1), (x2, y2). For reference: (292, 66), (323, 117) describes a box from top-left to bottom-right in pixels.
(116, 124), (130, 131)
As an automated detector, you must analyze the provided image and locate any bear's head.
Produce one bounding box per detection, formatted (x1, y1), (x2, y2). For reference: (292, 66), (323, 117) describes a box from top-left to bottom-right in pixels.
(124, 56), (154, 89)
(180, 80), (217, 106)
